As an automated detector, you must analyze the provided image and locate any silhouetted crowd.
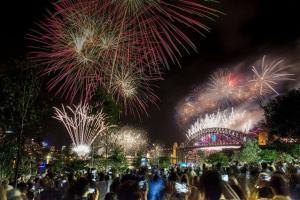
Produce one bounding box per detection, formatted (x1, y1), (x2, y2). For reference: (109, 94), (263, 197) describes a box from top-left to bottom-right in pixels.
(1, 161), (300, 200)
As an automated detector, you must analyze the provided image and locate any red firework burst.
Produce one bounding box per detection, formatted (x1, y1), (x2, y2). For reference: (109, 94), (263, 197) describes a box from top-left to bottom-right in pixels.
(29, 0), (220, 116)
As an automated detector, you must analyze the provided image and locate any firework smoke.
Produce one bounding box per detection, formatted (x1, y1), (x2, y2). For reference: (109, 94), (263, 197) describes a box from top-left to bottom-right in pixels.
(206, 69), (241, 106)
(176, 55), (296, 127)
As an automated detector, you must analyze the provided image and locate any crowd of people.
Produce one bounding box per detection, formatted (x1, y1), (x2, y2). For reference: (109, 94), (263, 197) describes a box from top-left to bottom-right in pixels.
(0, 161), (300, 200)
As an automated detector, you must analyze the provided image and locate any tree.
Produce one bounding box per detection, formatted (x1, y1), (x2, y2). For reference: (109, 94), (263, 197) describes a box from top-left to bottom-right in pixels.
(276, 152), (293, 163)
(108, 147), (128, 174)
(207, 152), (229, 165)
(91, 88), (121, 124)
(158, 156), (171, 168)
(92, 155), (109, 171)
(238, 142), (261, 163)
(259, 149), (278, 161)
(132, 152), (145, 168)
(0, 133), (17, 179)
(0, 59), (54, 184)
(148, 144), (163, 165)
(290, 144), (300, 159)
(263, 89), (300, 138)
(66, 160), (88, 171)
(197, 150), (206, 164)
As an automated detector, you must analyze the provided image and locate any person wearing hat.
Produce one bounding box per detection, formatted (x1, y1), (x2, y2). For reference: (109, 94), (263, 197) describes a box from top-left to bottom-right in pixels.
(257, 172), (274, 199)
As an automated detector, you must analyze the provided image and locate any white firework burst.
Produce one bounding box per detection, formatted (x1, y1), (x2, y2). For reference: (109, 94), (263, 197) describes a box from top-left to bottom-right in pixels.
(110, 66), (139, 98)
(187, 107), (263, 139)
(206, 69), (241, 106)
(114, 126), (148, 155)
(53, 104), (110, 157)
(108, 66), (160, 117)
(250, 55), (294, 96)
(148, 143), (163, 159)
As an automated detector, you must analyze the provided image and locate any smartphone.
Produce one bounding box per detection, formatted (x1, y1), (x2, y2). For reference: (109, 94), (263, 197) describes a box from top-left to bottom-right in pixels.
(175, 182), (188, 193)
(221, 175), (229, 182)
(260, 175), (271, 181)
(138, 181), (145, 189)
(88, 188), (96, 193)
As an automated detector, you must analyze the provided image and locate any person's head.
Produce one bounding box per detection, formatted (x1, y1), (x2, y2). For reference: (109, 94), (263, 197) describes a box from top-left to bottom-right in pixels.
(104, 174), (110, 181)
(270, 174), (289, 196)
(258, 172), (271, 188)
(168, 171), (179, 182)
(73, 177), (90, 197)
(240, 166), (247, 175)
(2, 180), (9, 188)
(117, 180), (140, 200)
(261, 162), (268, 171)
(110, 178), (121, 194)
(198, 170), (222, 200)
(17, 182), (27, 194)
(216, 163), (222, 170)
(192, 176), (199, 186)
(289, 174), (299, 187)
(68, 172), (75, 180)
(152, 173), (160, 182)
(181, 174), (189, 185)
(40, 177), (54, 189)
(249, 166), (259, 183)
(105, 192), (118, 200)
(99, 172), (105, 181)
(268, 166), (274, 173)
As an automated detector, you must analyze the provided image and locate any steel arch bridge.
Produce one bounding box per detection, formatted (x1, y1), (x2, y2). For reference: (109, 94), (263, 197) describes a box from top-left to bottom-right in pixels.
(184, 127), (256, 150)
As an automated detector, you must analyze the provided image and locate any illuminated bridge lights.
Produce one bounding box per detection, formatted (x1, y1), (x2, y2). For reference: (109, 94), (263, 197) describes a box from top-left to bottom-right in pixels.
(184, 127), (256, 150)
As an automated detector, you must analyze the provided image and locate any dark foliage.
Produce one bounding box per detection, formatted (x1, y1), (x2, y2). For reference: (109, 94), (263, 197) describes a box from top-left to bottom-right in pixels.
(263, 89), (300, 138)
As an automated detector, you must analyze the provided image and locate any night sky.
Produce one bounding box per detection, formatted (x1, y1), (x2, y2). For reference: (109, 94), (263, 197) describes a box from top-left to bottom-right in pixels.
(1, 0), (300, 147)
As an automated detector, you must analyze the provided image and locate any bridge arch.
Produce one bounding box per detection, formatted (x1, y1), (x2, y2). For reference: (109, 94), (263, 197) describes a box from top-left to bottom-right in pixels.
(185, 127), (256, 149)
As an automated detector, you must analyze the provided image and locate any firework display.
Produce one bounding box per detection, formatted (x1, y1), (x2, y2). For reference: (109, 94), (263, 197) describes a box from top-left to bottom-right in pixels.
(29, 0), (220, 116)
(250, 55), (294, 96)
(108, 0), (220, 68)
(187, 108), (263, 139)
(148, 143), (163, 159)
(109, 66), (160, 116)
(206, 69), (241, 106)
(177, 55), (295, 127)
(114, 126), (148, 155)
(53, 104), (110, 157)
(29, 0), (143, 102)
